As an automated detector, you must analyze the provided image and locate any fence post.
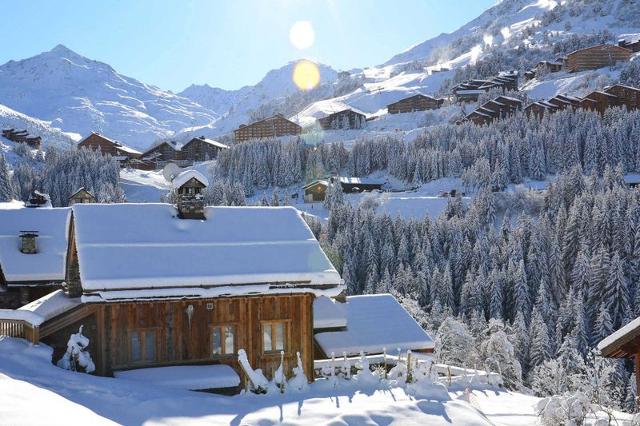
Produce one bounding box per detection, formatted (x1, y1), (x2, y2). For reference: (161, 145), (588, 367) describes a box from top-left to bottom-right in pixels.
(406, 350), (413, 384)
(383, 347), (387, 379)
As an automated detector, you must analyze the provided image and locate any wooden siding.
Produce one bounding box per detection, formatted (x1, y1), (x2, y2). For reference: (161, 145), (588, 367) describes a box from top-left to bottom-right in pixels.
(234, 115), (302, 142)
(181, 137), (225, 162)
(387, 95), (443, 114)
(304, 181), (328, 202)
(101, 294), (315, 381)
(78, 133), (141, 160)
(317, 110), (366, 130)
(565, 45), (632, 73)
(604, 85), (640, 111)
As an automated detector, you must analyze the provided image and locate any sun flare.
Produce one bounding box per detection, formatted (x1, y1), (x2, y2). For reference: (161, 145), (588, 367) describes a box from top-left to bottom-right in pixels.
(289, 21), (315, 50)
(292, 60), (320, 91)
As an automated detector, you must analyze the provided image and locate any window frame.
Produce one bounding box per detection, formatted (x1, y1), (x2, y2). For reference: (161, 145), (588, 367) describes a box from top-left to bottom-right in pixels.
(261, 320), (290, 355)
(128, 328), (159, 365)
(209, 324), (237, 357)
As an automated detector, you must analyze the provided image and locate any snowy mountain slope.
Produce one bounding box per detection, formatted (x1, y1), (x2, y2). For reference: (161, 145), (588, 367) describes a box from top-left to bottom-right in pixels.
(0, 102), (77, 151)
(0, 45), (219, 151)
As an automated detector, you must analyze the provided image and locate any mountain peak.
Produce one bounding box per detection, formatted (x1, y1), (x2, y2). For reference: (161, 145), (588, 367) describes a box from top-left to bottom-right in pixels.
(49, 44), (77, 56)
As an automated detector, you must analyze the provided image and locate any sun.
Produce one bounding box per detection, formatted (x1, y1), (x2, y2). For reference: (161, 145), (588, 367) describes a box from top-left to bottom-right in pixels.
(292, 60), (320, 91)
(289, 21), (315, 50)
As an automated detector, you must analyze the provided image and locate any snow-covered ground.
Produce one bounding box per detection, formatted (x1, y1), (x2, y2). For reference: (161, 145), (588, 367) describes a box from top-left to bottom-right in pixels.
(1, 337), (635, 425)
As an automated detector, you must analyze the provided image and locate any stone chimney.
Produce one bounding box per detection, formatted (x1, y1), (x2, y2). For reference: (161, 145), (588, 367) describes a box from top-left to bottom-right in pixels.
(19, 231), (38, 254)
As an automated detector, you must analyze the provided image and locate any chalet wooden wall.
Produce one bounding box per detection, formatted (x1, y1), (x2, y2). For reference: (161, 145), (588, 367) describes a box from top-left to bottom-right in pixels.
(78, 134), (140, 159)
(234, 116), (302, 142)
(387, 95), (443, 114)
(565, 45), (632, 72)
(82, 293), (316, 381)
(181, 138), (223, 162)
(317, 110), (365, 130)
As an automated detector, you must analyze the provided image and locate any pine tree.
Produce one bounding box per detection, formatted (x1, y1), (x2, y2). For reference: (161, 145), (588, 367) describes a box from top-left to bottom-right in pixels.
(604, 253), (630, 329)
(0, 154), (16, 201)
(529, 307), (551, 369)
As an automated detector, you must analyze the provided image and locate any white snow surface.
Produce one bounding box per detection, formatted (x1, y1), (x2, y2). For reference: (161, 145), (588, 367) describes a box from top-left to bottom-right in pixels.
(314, 294), (435, 356)
(71, 204), (342, 294)
(17, 290), (81, 325)
(114, 364), (240, 390)
(312, 295), (347, 329)
(0, 337), (550, 426)
(0, 207), (71, 283)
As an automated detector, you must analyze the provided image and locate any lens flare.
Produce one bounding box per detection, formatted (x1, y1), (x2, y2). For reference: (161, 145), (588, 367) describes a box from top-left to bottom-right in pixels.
(289, 21), (315, 50)
(293, 60), (320, 91)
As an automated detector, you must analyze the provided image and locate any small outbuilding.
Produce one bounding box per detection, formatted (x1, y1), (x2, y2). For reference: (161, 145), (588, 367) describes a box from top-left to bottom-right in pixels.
(313, 294), (434, 358)
(303, 180), (329, 203)
(68, 187), (96, 205)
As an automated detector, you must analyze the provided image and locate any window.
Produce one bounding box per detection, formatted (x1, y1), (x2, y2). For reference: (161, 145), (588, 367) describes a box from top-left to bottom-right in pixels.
(211, 325), (235, 356)
(129, 329), (156, 363)
(262, 322), (287, 353)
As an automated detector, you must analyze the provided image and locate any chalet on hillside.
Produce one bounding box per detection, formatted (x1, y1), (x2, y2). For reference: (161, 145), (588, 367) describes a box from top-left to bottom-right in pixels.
(452, 72), (519, 102)
(524, 100), (558, 118)
(547, 94), (581, 110)
(2, 129), (42, 149)
(564, 44), (632, 73)
(386, 94), (444, 114)
(303, 180), (329, 202)
(68, 188), (96, 205)
(577, 90), (620, 114)
(234, 115), (302, 142)
(0, 192), (344, 391)
(464, 96), (523, 126)
(78, 133), (143, 167)
(0, 206), (71, 308)
(524, 60), (563, 81)
(598, 318), (640, 405)
(317, 108), (367, 130)
(604, 84), (640, 110)
(313, 294), (434, 358)
(619, 36), (640, 53)
(141, 137), (228, 169)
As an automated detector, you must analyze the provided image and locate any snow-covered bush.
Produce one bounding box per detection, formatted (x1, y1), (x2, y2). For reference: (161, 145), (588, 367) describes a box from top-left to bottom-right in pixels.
(287, 352), (309, 392)
(435, 317), (478, 368)
(56, 326), (95, 374)
(238, 349), (269, 394)
(479, 319), (522, 390)
(535, 392), (592, 426)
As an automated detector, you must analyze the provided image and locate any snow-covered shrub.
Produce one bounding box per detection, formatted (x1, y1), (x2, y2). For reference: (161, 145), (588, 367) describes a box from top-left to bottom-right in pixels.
(287, 352), (309, 392)
(354, 351), (379, 387)
(479, 319), (522, 390)
(56, 326), (95, 374)
(238, 349), (269, 394)
(535, 392), (592, 426)
(435, 317), (478, 368)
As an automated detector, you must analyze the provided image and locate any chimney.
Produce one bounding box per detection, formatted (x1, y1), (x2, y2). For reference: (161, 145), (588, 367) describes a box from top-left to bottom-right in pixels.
(19, 231), (38, 254)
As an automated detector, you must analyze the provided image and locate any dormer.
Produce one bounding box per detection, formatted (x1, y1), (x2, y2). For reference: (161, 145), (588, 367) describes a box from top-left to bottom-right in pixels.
(19, 231), (38, 254)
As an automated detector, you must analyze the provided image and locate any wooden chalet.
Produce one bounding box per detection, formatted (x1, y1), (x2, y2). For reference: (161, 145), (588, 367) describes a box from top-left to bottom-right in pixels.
(0, 202), (344, 391)
(317, 108), (367, 130)
(524, 61), (563, 81)
(313, 294), (434, 358)
(547, 93), (581, 110)
(335, 176), (384, 193)
(386, 94), (444, 114)
(577, 90), (620, 114)
(598, 317), (640, 405)
(452, 72), (519, 102)
(2, 128), (42, 149)
(464, 96), (523, 125)
(303, 180), (329, 203)
(142, 137), (228, 169)
(524, 101), (558, 118)
(78, 133), (143, 167)
(564, 44), (632, 73)
(604, 84), (640, 111)
(619, 36), (640, 53)
(68, 187), (96, 205)
(234, 115), (302, 142)
(0, 206), (71, 309)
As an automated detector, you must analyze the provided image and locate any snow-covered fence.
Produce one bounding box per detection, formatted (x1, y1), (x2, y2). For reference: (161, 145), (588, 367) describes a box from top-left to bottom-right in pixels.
(314, 351), (502, 387)
(0, 310), (41, 344)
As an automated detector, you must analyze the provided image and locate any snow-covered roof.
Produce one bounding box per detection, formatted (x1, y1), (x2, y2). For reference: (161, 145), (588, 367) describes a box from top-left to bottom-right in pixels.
(17, 290), (82, 325)
(598, 316), (640, 357)
(338, 177), (384, 185)
(302, 180), (329, 190)
(0, 207), (71, 283)
(71, 204), (343, 299)
(313, 296), (347, 329)
(188, 136), (229, 150)
(171, 169), (209, 189)
(314, 294), (434, 356)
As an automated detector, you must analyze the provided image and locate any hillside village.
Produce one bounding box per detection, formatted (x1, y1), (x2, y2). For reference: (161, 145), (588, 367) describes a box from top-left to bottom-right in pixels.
(2, 0), (640, 425)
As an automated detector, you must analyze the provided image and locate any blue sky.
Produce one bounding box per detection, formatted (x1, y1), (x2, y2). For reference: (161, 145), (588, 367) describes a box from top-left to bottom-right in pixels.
(2, 0), (496, 92)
